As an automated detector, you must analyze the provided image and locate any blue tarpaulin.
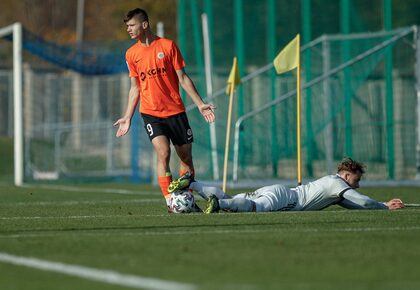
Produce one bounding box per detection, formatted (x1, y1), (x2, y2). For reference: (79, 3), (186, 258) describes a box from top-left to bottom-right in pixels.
(4, 27), (134, 75)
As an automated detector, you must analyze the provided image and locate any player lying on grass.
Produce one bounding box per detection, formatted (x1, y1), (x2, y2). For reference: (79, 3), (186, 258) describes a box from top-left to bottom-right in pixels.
(169, 157), (405, 213)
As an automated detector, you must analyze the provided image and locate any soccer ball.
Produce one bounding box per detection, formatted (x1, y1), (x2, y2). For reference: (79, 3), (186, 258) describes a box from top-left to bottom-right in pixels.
(170, 190), (195, 213)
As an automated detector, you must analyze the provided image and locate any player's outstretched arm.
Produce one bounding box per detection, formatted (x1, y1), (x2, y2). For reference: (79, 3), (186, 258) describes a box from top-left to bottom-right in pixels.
(176, 68), (215, 123)
(340, 190), (405, 210)
(340, 189), (388, 209)
(113, 77), (140, 137)
(384, 198), (405, 210)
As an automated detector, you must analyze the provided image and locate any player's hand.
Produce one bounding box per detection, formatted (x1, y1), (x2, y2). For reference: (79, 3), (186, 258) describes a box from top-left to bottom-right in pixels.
(113, 117), (131, 137)
(385, 198), (405, 210)
(199, 103), (216, 123)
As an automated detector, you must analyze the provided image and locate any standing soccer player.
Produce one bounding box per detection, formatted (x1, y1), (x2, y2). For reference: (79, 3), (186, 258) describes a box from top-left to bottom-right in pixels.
(114, 8), (215, 211)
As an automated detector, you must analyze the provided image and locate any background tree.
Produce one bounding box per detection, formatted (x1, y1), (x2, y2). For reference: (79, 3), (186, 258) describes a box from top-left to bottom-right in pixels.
(0, 0), (177, 43)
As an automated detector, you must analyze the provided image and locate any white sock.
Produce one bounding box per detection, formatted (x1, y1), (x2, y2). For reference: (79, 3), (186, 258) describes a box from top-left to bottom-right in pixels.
(189, 181), (229, 200)
(219, 198), (254, 212)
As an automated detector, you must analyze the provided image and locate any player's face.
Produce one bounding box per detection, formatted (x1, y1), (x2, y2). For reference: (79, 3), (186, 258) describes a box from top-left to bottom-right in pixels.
(346, 171), (363, 189)
(126, 18), (145, 40)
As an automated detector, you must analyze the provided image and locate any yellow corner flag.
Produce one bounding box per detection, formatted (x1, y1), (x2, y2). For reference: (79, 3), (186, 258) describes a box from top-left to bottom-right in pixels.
(273, 34), (300, 74)
(226, 57), (241, 95)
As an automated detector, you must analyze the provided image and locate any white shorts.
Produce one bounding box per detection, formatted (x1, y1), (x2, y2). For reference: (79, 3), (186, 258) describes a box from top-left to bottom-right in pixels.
(236, 184), (299, 212)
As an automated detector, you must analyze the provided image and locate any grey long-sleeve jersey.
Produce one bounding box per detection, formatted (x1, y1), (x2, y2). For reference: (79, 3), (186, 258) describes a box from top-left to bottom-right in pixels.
(190, 176), (388, 212)
(295, 174), (387, 210)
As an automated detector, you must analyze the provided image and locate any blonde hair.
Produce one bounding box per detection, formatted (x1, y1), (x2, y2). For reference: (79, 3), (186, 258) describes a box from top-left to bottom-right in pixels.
(337, 157), (366, 174)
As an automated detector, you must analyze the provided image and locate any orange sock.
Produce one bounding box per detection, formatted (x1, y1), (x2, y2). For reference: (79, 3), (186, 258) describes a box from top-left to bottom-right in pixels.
(158, 175), (172, 203)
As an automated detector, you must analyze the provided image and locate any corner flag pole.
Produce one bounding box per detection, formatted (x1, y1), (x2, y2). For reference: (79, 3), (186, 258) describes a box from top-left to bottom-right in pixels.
(296, 34), (302, 185)
(222, 85), (235, 192)
(223, 57), (240, 192)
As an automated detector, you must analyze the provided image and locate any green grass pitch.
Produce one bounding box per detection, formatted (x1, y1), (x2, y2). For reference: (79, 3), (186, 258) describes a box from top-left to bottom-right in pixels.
(0, 181), (419, 290)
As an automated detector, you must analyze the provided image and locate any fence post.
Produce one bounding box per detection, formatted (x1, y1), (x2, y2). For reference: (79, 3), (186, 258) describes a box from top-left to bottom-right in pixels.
(13, 23), (23, 186)
(322, 37), (334, 174)
(384, 0), (395, 179)
(267, 0), (278, 177)
(302, 0), (314, 177)
(340, 0), (353, 157)
(415, 27), (420, 179)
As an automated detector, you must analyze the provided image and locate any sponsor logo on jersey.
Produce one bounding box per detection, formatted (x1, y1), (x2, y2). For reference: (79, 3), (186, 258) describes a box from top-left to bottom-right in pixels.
(139, 67), (167, 81)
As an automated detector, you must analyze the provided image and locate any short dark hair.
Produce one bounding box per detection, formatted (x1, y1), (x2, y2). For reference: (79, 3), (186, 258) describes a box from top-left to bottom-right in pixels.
(124, 8), (149, 23)
(337, 157), (366, 174)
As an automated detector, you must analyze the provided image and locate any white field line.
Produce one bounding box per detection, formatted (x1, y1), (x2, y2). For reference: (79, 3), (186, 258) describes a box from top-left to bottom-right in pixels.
(21, 184), (152, 195)
(1, 225), (420, 239)
(0, 207), (417, 219)
(0, 198), (161, 207)
(0, 252), (196, 290)
(0, 213), (171, 220)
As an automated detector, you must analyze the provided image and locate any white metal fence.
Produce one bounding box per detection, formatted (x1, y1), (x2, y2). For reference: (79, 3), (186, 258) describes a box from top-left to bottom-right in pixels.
(1, 25), (419, 185)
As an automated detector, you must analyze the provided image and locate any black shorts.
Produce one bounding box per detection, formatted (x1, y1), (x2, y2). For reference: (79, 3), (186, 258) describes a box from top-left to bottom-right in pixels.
(141, 112), (194, 145)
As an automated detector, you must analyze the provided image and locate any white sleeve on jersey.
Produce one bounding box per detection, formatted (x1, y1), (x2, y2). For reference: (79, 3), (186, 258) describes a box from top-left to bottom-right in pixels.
(339, 189), (388, 209)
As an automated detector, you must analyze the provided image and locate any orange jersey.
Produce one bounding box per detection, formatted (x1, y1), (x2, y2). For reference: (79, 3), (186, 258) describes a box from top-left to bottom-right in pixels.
(126, 37), (186, 117)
